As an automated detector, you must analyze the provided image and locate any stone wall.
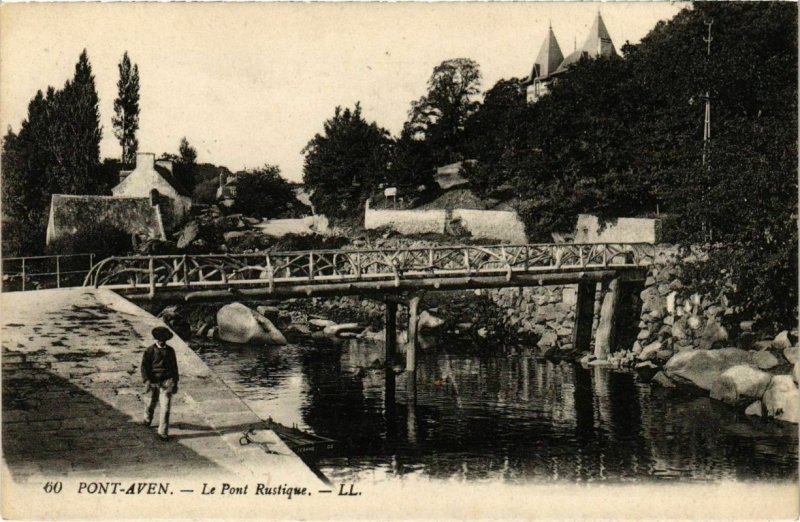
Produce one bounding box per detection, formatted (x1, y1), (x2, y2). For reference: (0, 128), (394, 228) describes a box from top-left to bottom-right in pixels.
(364, 200), (446, 235)
(575, 214), (661, 243)
(633, 245), (728, 363)
(452, 209), (528, 243)
(364, 201), (528, 243)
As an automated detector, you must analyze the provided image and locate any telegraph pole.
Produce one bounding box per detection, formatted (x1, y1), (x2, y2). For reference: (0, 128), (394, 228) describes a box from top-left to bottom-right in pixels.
(702, 20), (713, 167)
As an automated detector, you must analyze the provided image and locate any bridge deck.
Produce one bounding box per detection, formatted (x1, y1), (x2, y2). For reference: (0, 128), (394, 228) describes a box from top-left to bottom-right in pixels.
(83, 243), (654, 301)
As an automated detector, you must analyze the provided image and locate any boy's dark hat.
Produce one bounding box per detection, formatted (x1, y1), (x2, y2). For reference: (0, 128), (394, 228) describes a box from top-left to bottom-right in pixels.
(152, 326), (173, 341)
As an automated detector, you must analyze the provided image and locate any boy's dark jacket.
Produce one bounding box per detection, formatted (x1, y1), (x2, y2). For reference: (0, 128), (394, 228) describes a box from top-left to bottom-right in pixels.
(141, 344), (180, 384)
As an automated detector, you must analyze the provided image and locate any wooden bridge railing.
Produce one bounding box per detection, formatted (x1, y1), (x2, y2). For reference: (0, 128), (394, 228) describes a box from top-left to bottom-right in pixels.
(2, 253), (96, 292)
(82, 243), (655, 298)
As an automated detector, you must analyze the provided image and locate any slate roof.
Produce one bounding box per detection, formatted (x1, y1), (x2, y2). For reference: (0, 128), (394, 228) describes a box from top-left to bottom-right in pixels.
(154, 164), (192, 197)
(525, 12), (617, 81)
(554, 12), (617, 75)
(523, 25), (564, 84)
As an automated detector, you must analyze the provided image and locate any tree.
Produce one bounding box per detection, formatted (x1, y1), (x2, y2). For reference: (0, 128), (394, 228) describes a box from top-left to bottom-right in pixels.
(302, 103), (391, 217)
(458, 4), (797, 327)
(386, 128), (436, 198)
(1, 50), (105, 256)
(54, 50), (104, 196)
(232, 165), (297, 219)
(179, 137), (197, 164)
(162, 137), (199, 192)
(112, 51), (140, 165)
(406, 58), (482, 165)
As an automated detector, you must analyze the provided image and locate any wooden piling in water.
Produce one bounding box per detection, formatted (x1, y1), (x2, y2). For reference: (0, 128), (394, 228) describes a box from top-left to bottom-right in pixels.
(572, 281), (597, 353)
(385, 301), (397, 368)
(406, 295), (420, 373)
(594, 278), (621, 359)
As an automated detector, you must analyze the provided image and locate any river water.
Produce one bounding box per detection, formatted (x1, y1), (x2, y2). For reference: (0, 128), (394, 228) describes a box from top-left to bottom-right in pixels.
(193, 337), (798, 484)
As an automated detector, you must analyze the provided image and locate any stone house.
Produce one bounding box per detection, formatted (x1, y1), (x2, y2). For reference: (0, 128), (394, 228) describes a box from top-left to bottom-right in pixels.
(112, 152), (192, 230)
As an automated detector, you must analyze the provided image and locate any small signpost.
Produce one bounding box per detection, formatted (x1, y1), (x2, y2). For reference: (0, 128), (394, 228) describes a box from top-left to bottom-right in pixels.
(384, 187), (397, 208)
(383, 187), (397, 208)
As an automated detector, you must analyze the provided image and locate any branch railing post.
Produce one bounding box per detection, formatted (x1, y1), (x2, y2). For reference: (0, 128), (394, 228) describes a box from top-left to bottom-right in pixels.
(182, 255), (189, 286)
(308, 252), (314, 281)
(21, 258), (26, 291)
(266, 254), (274, 293)
(56, 256), (61, 288)
(148, 257), (155, 299)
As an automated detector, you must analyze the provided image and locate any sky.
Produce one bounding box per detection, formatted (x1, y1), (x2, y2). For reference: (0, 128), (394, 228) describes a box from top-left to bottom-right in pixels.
(0, 2), (686, 182)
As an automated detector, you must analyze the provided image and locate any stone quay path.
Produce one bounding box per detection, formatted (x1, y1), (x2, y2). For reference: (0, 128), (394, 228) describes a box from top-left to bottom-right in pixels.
(1, 287), (324, 484)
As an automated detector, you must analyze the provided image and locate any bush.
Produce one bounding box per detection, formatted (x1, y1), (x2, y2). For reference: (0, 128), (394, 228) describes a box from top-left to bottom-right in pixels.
(232, 165), (296, 219)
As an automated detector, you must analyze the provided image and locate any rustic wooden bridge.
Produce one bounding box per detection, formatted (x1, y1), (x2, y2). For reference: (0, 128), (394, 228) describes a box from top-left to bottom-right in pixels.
(83, 242), (653, 300)
(80, 242), (654, 367)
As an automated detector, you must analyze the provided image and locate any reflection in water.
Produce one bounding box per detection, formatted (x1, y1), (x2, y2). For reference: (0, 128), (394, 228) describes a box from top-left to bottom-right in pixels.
(195, 339), (798, 483)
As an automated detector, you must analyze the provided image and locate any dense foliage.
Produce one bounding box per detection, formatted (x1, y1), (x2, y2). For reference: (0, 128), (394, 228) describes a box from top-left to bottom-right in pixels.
(2, 50), (108, 256)
(161, 137), (199, 193)
(112, 51), (140, 165)
(232, 165), (297, 219)
(406, 58), (482, 166)
(462, 3), (797, 328)
(302, 103), (392, 216)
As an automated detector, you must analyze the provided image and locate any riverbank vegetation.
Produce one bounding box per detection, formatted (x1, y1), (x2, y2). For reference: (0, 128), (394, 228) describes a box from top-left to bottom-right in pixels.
(299, 3), (797, 331)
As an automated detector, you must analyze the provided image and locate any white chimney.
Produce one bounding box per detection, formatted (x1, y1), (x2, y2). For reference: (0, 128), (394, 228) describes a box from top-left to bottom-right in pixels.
(136, 152), (156, 171)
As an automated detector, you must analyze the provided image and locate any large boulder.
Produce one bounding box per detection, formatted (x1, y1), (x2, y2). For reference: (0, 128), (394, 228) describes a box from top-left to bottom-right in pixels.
(783, 346), (800, 365)
(418, 310), (445, 331)
(217, 302), (287, 345)
(752, 350), (780, 370)
(709, 365), (772, 406)
(762, 375), (800, 424)
(664, 348), (754, 391)
(175, 221), (200, 249)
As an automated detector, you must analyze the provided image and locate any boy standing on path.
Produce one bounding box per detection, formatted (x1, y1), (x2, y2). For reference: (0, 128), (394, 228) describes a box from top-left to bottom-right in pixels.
(141, 326), (179, 441)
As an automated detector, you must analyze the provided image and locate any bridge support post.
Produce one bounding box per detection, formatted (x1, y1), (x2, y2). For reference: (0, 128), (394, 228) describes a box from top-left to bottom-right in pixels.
(594, 278), (621, 359)
(385, 301), (397, 368)
(406, 294), (421, 373)
(572, 281), (597, 353)
(385, 300), (398, 418)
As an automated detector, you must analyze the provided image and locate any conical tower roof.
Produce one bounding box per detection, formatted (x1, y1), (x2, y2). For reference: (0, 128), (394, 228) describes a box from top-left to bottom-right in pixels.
(581, 11), (617, 58)
(535, 25), (564, 79)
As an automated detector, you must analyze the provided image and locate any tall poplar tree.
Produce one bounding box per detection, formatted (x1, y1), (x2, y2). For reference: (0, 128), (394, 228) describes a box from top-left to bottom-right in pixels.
(1, 49), (104, 255)
(112, 51), (140, 165)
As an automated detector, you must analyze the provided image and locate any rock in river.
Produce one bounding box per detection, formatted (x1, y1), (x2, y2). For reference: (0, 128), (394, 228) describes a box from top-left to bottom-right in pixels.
(217, 302), (287, 345)
(322, 323), (365, 337)
(418, 310), (445, 331)
(762, 375), (800, 424)
(709, 365), (772, 406)
(664, 348), (754, 391)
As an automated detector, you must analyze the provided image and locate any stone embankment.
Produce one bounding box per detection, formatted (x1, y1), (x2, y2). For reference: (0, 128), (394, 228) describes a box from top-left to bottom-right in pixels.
(594, 245), (800, 424)
(1, 288), (324, 483)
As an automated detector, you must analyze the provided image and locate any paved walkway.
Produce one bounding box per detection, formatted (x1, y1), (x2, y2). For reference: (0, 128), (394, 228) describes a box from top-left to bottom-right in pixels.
(1, 288), (323, 484)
